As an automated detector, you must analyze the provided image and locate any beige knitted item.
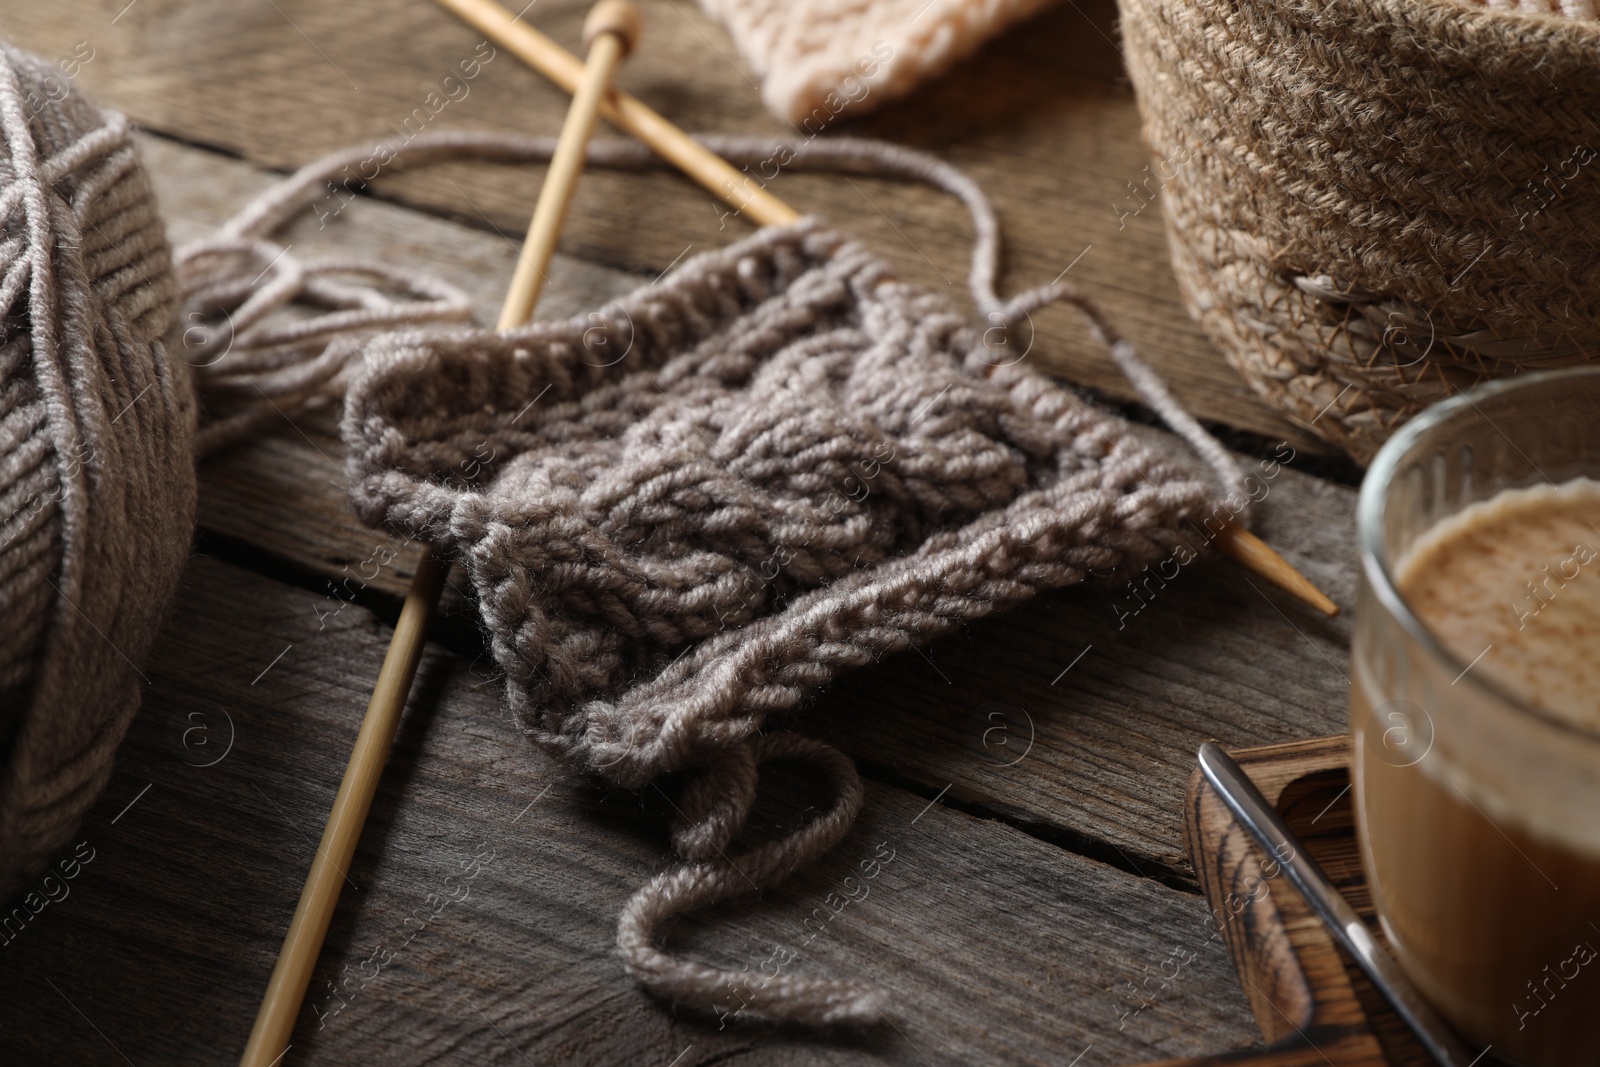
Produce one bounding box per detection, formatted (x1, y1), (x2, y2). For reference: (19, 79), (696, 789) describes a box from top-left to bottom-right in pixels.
(1119, 0), (1600, 463)
(0, 42), (192, 898)
(343, 171), (1238, 1019)
(697, 0), (1055, 123)
(213, 128), (1246, 1026)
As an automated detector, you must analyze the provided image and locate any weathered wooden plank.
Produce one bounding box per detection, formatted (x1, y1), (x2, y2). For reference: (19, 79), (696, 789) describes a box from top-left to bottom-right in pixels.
(194, 403), (1354, 886)
(137, 131), (643, 594)
(809, 466), (1356, 881)
(0, 554), (1258, 1064)
(2, 0), (1323, 452)
(135, 121), (1355, 883)
(199, 401), (1355, 886)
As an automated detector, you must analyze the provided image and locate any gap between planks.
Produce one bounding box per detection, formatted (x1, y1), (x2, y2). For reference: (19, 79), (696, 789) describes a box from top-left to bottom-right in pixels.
(0, 553), (1260, 1065)
(145, 120), (1357, 888)
(5, 0), (1326, 451)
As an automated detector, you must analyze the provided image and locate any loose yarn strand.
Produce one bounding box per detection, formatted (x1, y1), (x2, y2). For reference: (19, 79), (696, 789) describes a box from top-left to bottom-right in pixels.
(170, 128), (1243, 1027)
(184, 129), (1248, 502)
(617, 734), (874, 1026)
(0, 39), (1238, 1027)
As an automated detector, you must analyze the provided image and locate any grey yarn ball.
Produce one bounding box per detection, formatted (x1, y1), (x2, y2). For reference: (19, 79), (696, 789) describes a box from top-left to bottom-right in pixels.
(0, 41), (194, 898)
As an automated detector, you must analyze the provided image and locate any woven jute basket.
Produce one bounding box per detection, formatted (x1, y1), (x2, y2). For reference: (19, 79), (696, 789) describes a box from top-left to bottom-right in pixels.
(1118, 0), (1600, 462)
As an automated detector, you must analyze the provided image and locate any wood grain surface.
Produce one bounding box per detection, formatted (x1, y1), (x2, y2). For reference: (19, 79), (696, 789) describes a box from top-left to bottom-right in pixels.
(143, 129), (1358, 885)
(2, 0), (1324, 451)
(0, 556), (1257, 1065)
(0, 0), (1379, 1062)
(1164, 737), (1441, 1067)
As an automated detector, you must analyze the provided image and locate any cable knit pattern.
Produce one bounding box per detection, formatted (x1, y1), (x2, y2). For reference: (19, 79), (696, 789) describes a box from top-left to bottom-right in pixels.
(696, 0), (1056, 123)
(344, 216), (1226, 1024)
(0, 31), (1244, 1023)
(0, 87), (1246, 1018)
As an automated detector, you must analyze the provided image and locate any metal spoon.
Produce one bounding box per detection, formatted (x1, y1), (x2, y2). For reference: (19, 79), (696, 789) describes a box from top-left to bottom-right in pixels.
(1196, 742), (1488, 1067)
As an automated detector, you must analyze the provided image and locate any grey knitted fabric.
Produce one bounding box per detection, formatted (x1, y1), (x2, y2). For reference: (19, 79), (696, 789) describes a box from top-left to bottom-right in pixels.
(0, 42), (192, 898)
(0, 75), (1243, 1023)
(344, 215), (1225, 1023)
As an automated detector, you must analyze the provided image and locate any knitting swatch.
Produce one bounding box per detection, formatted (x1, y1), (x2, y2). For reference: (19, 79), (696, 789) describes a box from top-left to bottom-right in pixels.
(343, 218), (1219, 1023)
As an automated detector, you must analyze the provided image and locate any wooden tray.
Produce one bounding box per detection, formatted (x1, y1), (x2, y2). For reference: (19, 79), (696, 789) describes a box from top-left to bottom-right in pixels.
(1137, 735), (1435, 1067)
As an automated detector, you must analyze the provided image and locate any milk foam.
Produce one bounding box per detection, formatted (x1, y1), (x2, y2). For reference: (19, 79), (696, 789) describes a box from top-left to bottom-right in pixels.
(1397, 478), (1600, 732)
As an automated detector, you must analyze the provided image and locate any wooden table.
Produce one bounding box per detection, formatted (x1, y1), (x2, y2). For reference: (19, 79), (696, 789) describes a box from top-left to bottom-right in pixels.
(0, 2), (1363, 1063)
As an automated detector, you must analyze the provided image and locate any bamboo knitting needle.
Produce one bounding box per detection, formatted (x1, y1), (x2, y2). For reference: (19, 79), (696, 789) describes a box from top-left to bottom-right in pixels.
(236, 6), (641, 1065)
(431, 0), (1337, 616)
(434, 0), (797, 228)
(1217, 520), (1337, 614)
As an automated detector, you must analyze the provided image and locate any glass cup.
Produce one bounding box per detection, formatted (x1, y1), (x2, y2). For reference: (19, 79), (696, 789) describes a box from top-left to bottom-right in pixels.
(1352, 367), (1600, 1065)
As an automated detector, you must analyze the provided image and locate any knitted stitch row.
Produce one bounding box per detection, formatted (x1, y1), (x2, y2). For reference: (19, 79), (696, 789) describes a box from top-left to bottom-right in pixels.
(0, 59), (1245, 1023)
(342, 146), (1235, 1022)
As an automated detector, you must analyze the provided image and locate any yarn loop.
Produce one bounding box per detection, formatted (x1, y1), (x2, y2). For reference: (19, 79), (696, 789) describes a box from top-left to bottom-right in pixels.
(341, 167), (1239, 1021)
(0, 50), (1249, 1026)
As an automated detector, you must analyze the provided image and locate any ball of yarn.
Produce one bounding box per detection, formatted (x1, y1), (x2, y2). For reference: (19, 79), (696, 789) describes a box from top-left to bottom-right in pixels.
(0, 61), (504, 901)
(0, 41), (194, 897)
